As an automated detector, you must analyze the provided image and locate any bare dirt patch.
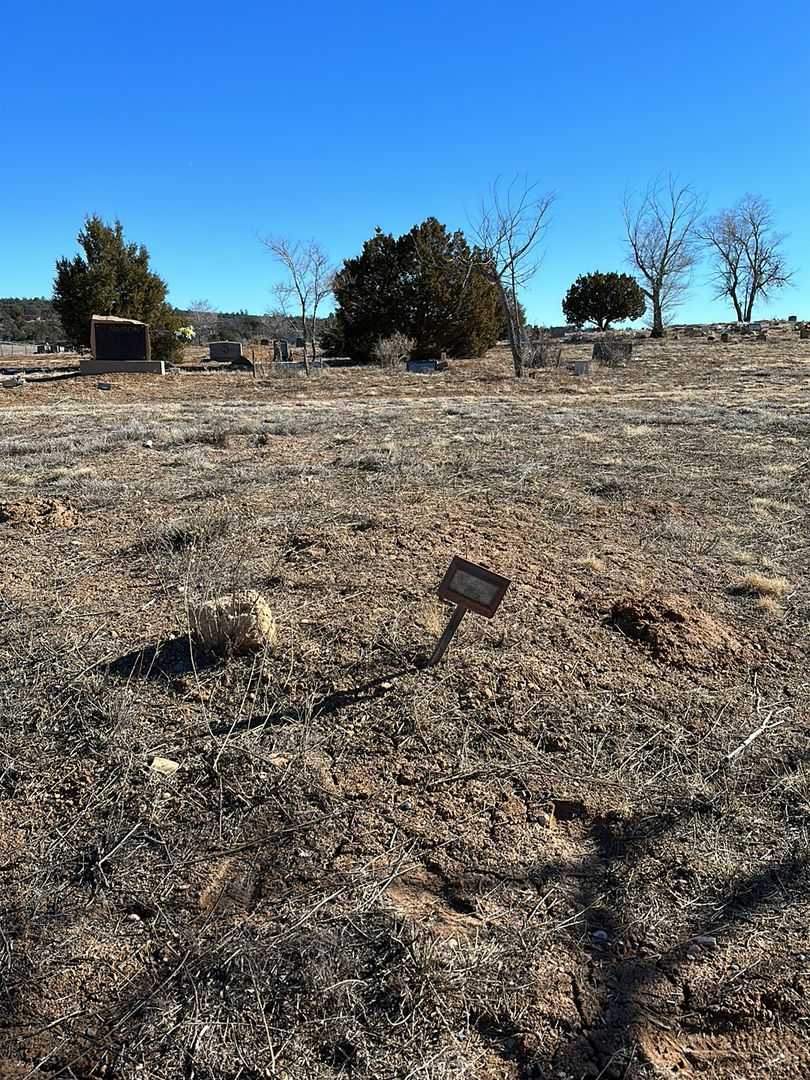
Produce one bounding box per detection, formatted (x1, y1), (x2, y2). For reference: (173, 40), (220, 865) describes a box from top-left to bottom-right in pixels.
(0, 496), (80, 528)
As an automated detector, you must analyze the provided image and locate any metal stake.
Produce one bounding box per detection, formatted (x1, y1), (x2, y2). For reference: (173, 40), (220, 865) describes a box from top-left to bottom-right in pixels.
(425, 605), (466, 668)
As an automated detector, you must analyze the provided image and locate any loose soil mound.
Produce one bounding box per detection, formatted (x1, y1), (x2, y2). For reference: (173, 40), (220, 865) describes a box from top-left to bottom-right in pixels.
(0, 498), (80, 529)
(610, 592), (742, 668)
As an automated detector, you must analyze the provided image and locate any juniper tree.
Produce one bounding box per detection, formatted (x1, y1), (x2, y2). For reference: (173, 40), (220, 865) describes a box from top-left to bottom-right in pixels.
(562, 271), (646, 330)
(53, 216), (181, 361)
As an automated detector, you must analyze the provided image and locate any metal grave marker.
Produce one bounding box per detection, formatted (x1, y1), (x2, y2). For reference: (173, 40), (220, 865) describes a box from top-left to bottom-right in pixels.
(425, 556), (511, 667)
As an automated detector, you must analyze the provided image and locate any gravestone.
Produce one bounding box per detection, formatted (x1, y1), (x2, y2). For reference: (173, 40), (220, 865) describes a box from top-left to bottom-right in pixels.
(757, 331), (768, 342)
(721, 332), (730, 343)
(573, 359), (590, 376)
(273, 340), (289, 362)
(406, 358), (448, 374)
(788, 315), (797, 323)
(80, 315), (163, 375)
(209, 341), (242, 362)
(800, 327), (810, 340)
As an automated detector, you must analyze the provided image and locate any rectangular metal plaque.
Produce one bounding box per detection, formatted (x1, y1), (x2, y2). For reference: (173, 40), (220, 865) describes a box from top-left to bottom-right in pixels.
(438, 556), (510, 618)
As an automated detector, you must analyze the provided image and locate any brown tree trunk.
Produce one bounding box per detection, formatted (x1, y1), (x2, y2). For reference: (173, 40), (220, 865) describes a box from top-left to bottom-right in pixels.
(650, 293), (664, 338)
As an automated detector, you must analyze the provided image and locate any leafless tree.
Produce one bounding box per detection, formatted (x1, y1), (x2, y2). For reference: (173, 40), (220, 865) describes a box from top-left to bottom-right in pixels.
(188, 298), (218, 342)
(699, 195), (793, 323)
(623, 177), (702, 337)
(262, 238), (334, 374)
(472, 178), (554, 376)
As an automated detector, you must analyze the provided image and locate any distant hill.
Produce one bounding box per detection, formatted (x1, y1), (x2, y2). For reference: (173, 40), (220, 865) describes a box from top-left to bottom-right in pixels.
(0, 297), (64, 343)
(0, 298), (331, 345)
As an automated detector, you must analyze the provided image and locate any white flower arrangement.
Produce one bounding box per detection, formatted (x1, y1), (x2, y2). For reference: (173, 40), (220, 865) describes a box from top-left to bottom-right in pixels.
(175, 325), (196, 341)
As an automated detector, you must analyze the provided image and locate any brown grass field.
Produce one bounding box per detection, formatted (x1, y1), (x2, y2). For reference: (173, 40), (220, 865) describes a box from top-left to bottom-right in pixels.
(1, 331), (809, 1079)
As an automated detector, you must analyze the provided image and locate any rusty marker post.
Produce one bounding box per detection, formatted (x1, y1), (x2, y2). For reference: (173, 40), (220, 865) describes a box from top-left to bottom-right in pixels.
(425, 556), (511, 667)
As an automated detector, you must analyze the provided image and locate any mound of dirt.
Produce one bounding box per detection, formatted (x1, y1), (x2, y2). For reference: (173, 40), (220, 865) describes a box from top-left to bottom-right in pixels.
(610, 592), (742, 668)
(0, 498), (80, 529)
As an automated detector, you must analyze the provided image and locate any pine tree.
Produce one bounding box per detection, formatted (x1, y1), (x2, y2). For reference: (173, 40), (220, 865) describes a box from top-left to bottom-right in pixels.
(53, 216), (181, 361)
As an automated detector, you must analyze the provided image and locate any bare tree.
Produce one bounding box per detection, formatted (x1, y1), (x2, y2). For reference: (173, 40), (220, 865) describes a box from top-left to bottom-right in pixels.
(472, 178), (554, 376)
(623, 177), (702, 337)
(262, 238), (334, 374)
(699, 195), (793, 323)
(188, 298), (218, 342)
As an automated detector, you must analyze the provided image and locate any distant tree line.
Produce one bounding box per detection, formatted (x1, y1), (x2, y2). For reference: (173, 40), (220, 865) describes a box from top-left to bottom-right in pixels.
(0, 297), (64, 342)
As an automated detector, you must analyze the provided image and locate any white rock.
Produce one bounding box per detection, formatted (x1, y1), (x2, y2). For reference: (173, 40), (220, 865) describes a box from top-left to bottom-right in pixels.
(150, 756), (179, 776)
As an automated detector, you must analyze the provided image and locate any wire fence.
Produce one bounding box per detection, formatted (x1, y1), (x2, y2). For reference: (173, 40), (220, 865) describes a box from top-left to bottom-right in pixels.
(0, 342), (39, 357)
(0, 342), (75, 358)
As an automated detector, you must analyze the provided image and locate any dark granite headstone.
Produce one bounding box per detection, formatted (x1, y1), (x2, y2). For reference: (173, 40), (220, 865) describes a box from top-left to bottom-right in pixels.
(81, 315), (163, 374)
(209, 341), (242, 361)
(93, 318), (149, 361)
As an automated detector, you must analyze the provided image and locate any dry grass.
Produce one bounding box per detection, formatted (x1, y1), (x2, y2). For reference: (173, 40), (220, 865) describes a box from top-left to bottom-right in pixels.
(1, 333), (809, 1079)
(580, 555), (605, 573)
(733, 572), (789, 597)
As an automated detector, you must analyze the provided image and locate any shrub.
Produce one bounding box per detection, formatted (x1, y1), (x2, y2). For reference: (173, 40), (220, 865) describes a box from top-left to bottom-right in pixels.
(523, 327), (562, 369)
(562, 272), (646, 331)
(372, 332), (416, 369)
(592, 337), (633, 367)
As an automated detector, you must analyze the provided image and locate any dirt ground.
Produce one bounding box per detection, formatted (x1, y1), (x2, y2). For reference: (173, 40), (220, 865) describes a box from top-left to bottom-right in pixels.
(1, 331), (808, 1079)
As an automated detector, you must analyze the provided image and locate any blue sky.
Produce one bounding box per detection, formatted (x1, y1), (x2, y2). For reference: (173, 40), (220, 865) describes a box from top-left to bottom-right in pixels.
(2, 0), (808, 325)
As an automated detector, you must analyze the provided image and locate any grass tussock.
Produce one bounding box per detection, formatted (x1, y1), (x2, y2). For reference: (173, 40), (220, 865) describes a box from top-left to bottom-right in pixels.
(733, 572), (788, 598)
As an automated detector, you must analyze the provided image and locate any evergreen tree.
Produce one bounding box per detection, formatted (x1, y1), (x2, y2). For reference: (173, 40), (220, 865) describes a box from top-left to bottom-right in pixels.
(53, 216), (181, 361)
(562, 271), (646, 331)
(331, 219), (499, 361)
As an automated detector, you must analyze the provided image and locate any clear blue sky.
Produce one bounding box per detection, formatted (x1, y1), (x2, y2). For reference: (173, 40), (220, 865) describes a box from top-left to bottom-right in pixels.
(2, 0), (808, 325)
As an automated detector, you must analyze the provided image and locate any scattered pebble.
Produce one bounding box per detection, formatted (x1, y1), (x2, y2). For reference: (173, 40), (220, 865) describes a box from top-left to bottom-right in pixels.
(143, 439), (154, 448)
(592, 930), (609, 943)
(150, 756), (179, 776)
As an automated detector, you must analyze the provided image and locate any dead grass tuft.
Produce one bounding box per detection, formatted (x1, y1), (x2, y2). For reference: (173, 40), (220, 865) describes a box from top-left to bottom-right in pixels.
(190, 589), (277, 655)
(580, 555), (605, 572)
(732, 573), (788, 598)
